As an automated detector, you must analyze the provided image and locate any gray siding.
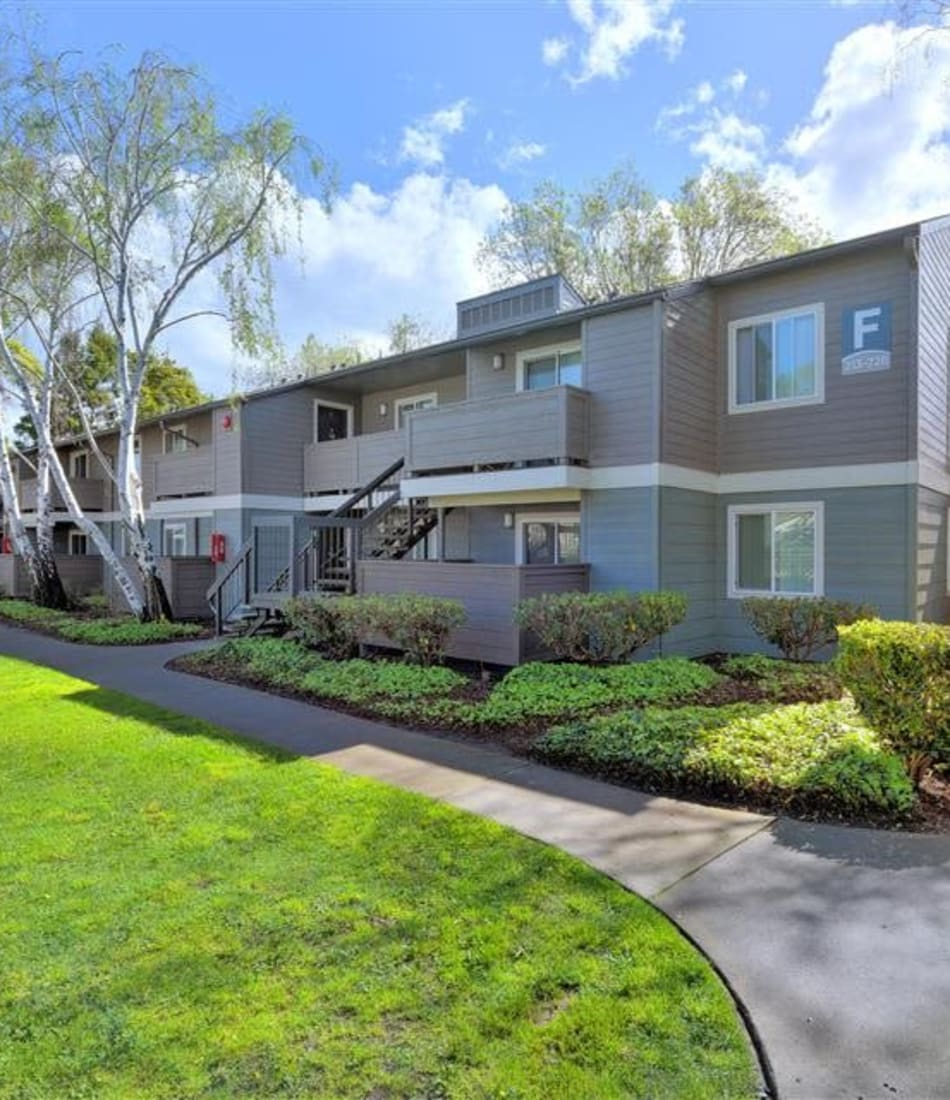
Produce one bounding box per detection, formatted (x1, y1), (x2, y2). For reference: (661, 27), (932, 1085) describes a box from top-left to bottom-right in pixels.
(581, 488), (659, 592)
(360, 373), (466, 435)
(213, 404), (242, 494)
(718, 486), (915, 654)
(917, 217), (950, 472)
(466, 323), (581, 401)
(583, 304), (660, 466)
(242, 389), (319, 496)
(916, 486), (950, 623)
(661, 290), (717, 472)
(718, 245), (916, 472)
(658, 487), (718, 656)
(467, 506), (515, 564)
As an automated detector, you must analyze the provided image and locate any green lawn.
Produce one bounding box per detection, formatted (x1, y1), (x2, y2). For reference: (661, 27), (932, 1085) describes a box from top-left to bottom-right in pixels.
(0, 657), (758, 1099)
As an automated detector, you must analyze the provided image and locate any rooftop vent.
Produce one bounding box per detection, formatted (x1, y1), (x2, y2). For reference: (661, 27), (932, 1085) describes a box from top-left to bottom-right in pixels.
(456, 274), (585, 339)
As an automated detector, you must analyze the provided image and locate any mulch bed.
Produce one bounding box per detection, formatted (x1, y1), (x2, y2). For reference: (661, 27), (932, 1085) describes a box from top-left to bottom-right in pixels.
(167, 652), (950, 835)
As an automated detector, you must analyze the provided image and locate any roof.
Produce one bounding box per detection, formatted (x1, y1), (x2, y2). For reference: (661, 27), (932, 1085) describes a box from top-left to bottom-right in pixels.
(39, 213), (932, 450)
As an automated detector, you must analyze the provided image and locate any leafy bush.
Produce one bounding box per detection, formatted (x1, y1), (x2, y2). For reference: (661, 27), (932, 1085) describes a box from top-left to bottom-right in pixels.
(837, 620), (950, 782)
(191, 637), (322, 686)
(285, 593), (466, 665)
(477, 658), (720, 728)
(301, 659), (467, 704)
(515, 590), (687, 664)
(741, 597), (876, 661)
(284, 595), (359, 660)
(348, 593), (466, 666)
(720, 654), (842, 702)
(77, 592), (111, 616)
(0, 599), (203, 644)
(536, 699), (915, 817)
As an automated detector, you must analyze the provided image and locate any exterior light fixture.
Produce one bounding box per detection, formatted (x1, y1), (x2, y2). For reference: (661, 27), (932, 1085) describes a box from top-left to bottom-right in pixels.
(378, 402), (389, 418)
(492, 353), (505, 371)
(503, 511), (514, 528)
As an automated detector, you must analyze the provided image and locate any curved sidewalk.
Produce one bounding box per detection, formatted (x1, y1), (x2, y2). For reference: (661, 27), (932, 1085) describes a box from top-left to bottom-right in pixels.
(2, 624), (949, 1099)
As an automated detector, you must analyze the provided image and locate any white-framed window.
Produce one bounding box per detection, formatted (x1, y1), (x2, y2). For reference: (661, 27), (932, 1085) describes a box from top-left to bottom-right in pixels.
(162, 521), (187, 558)
(728, 303), (824, 414)
(163, 424), (189, 454)
(727, 502), (824, 599)
(516, 513), (582, 565)
(69, 450), (89, 478)
(516, 343), (583, 393)
(313, 400), (353, 443)
(68, 529), (88, 556)
(394, 392), (438, 429)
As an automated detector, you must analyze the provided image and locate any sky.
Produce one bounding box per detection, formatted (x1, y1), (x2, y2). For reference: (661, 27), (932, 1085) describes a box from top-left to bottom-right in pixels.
(22, 0), (950, 394)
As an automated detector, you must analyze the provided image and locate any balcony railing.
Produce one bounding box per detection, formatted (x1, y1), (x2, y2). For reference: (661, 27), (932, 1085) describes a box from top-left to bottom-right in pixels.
(152, 449), (214, 498)
(406, 385), (589, 473)
(20, 476), (109, 512)
(304, 429), (403, 496)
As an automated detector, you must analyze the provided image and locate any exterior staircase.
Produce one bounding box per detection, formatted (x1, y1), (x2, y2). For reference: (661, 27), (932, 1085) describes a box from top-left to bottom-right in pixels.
(206, 457), (443, 634)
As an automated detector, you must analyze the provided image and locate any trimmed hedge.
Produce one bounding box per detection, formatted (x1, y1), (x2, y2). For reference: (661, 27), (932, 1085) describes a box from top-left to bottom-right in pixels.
(0, 599), (203, 645)
(837, 619), (950, 782)
(535, 699), (915, 817)
(285, 592), (466, 665)
(741, 596), (876, 661)
(515, 590), (687, 664)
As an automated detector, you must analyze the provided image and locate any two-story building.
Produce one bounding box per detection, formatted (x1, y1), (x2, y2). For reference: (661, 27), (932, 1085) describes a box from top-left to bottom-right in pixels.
(6, 213), (949, 662)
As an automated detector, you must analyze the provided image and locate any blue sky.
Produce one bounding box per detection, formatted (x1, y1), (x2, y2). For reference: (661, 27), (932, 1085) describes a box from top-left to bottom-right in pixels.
(26, 0), (950, 393)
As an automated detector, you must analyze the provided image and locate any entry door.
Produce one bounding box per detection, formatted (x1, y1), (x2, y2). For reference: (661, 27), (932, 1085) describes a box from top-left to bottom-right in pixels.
(316, 403), (351, 442)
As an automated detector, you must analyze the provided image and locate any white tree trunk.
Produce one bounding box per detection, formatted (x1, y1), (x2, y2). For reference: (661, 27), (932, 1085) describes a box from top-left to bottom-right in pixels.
(45, 437), (145, 617)
(0, 420), (40, 594)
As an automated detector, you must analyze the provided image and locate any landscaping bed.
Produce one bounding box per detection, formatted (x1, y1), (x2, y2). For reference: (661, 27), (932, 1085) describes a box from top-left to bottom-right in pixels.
(171, 638), (931, 828)
(0, 656), (759, 1099)
(0, 597), (206, 644)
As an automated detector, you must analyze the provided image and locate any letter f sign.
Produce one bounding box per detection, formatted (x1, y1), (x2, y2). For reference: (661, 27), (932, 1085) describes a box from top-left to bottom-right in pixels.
(853, 307), (881, 352)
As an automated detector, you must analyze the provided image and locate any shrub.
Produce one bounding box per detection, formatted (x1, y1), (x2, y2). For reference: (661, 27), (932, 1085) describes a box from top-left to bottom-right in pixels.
(720, 654), (842, 702)
(301, 659), (467, 704)
(477, 658), (719, 728)
(741, 597), (876, 661)
(515, 590), (687, 664)
(284, 595), (359, 660)
(536, 699), (915, 817)
(837, 620), (950, 782)
(192, 637), (322, 686)
(348, 593), (466, 666)
(0, 599), (202, 644)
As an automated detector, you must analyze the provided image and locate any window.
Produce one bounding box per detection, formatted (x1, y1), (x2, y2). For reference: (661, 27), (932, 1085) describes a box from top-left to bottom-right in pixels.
(395, 393), (438, 429)
(70, 451), (89, 479)
(517, 344), (582, 392)
(728, 304), (824, 413)
(68, 530), (88, 556)
(728, 503), (823, 598)
(517, 514), (582, 565)
(314, 401), (352, 443)
(163, 424), (188, 454)
(163, 521), (187, 557)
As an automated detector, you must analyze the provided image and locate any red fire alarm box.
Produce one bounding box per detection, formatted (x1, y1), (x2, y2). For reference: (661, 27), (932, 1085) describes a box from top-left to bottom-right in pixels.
(210, 532), (226, 563)
(1, 536), (11, 555)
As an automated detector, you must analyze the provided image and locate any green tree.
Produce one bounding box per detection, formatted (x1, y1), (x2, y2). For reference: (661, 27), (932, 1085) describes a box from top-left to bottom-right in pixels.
(387, 313), (442, 354)
(672, 169), (829, 280)
(292, 333), (366, 376)
(478, 163), (829, 299)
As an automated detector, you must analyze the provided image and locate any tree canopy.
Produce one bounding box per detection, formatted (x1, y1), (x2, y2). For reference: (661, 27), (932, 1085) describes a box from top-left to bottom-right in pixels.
(478, 165), (829, 300)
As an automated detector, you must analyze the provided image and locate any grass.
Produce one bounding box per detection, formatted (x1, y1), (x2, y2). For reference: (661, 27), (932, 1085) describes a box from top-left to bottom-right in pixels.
(0, 657), (758, 1099)
(0, 598), (204, 644)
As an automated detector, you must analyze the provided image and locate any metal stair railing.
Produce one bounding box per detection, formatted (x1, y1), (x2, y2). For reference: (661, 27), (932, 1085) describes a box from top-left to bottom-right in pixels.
(206, 536), (253, 635)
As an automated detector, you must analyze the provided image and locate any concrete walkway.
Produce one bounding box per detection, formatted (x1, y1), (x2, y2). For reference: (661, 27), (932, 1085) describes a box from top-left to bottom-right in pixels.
(3, 625), (950, 1099)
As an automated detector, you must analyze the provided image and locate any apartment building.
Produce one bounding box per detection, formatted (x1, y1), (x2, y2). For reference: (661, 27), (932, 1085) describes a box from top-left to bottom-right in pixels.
(6, 214), (949, 662)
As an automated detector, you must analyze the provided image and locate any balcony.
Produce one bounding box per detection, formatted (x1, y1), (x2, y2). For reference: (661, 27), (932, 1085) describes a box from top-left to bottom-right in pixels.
(20, 476), (109, 512)
(406, 385), (589, 474)
(152, 448), (214, 498)
(303, 429), (404, 496)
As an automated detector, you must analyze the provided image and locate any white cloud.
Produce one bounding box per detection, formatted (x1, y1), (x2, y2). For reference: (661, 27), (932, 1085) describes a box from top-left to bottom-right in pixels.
(398, 99), (471, 167)
(157, 172), (509, 394)
(542, 37), (570, 65)
(497, 140), (547, 170)
(696, 80), (715, 104)
(725, 68), (747, 95)
(546, 0), (684, 85)
(660, 21), (950, 241)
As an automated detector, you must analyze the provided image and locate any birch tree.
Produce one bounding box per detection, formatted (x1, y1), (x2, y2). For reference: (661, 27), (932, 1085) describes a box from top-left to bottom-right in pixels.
(1, 45), (322, 619)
